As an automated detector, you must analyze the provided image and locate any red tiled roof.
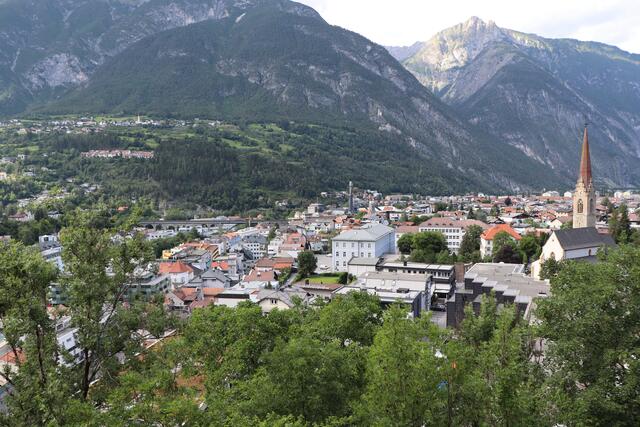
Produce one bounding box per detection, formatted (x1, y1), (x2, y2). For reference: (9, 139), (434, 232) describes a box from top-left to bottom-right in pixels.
(159, 262), (193, 274)
(481, 224), (521, 241)
(211, 261), (230, 271)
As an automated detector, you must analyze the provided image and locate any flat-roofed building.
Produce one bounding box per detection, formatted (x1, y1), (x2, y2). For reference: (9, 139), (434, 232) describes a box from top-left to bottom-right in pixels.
(334, 270), (433, 318)
(447, 263), (550, 328)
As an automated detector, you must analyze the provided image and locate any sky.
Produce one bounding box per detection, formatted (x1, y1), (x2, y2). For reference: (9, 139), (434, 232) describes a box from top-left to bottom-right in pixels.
(297, 0), (640, 53)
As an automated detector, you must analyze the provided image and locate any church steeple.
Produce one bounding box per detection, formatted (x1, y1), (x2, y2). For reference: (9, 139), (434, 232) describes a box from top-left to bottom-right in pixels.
(579, 126), (592, 185)
(573, 124), (596, 228)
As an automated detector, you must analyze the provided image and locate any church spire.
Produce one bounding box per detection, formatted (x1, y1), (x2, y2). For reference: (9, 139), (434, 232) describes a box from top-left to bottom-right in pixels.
(573, 124), (596, 228)
(579, 125), (592, 185)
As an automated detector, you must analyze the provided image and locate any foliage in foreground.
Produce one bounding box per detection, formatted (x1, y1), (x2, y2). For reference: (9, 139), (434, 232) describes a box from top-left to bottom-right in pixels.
(1, 226), (640, 425)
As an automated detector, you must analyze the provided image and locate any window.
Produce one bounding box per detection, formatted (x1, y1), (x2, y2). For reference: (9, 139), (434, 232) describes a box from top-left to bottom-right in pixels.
(343, 252), (347, 257)
(577, 199), (584, 214)
(368, 243), (371, 248)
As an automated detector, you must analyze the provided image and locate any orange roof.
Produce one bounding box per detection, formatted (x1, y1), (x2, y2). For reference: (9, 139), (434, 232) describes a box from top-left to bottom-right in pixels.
(0, 349), (25, 364)
(274, 262), (293, 270)
(481, 224), (521, 241)
(202, 287), (225, 297)
(159, 262), (193, 274)
(211, 261), (230, 271)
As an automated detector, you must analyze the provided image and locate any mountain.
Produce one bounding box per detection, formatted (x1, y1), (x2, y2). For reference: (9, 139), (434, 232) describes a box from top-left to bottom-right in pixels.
(0, 0), (265, 115)
(0, 1), (582, 194)
(398, 17), (640, 188)
(385, 42), (423, 62)
(30, 0), (562, 192)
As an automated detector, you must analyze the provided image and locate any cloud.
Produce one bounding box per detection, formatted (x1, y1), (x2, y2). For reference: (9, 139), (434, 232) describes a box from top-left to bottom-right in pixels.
(296, 0), (640, 53)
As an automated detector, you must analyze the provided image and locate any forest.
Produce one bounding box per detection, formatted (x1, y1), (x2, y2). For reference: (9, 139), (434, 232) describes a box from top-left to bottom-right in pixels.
(1, 121), (476, 215)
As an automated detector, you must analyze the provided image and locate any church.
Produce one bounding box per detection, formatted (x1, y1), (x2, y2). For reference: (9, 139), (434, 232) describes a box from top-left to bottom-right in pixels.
(531, 126), (615, 279)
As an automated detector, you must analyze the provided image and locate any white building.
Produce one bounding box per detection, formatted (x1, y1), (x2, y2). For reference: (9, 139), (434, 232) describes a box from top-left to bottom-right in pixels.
(480, 224), (522, 258)
(530, 228), (616, 279)
(332, 224), (395, 272)
(242, 234), (268, 259)
(418, 218), (488, 254)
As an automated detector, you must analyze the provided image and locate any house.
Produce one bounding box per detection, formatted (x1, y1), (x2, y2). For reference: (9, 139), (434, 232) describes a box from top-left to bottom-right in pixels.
(549, 216), (572, 230)
(241, 234), (268, 259)
(187, 268), (231, 289)
(292, 282), (343, 301)
(127, 271), (172, 298)
(211, 253), (244, 280)
(418, 218), (488, 254)
(239, 269), (279, 289)
(332, 223), (395, 272)
(215, 288), (255, 308)
(159, 262), (194, 286)
(255, 257), (295, 273)
(165, 287), (200, 313)
(8, 212), (33, 223)
(250, 289), (312, 313)
(279, 232), (307, 257)
(530, 228), (616, 279)
(480, 224), (522, 258)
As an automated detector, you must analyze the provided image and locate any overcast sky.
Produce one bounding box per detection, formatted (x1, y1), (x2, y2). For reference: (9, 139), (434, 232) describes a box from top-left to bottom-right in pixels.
(297, 0), (640, 53)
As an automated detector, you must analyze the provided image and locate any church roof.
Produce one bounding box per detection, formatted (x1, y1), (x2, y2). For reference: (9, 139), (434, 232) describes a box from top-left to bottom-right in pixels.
(579, 126), (592, 184)
(554, 228), (615, 251)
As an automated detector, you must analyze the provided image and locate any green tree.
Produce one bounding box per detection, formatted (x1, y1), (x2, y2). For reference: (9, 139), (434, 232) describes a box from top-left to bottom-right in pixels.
(492, 231), (517, 256)
(536, 246), (640, 425)
(397, 233), (414, 254)
(493, 244), (523, 264)
(412, 231), (448, 257)
(467, 207), (476, 220)
(246, 336), (364, 423)
(359, 306), (445, 426)
(306, 292), (382, 347)
(560, 220), (573, 230)
(297, 250), (317, 277)
(608, 204), (632, 244)
(0, 242), (72, 425)
(539, 258), (564, 280)
(59, 212), (157, 400)
(519, 234), (541, 261)
(459, 224), (483, 262)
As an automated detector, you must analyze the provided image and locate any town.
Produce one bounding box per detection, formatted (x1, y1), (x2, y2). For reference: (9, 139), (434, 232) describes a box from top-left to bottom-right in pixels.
(2, 122), (637, 406)
(1, 0), (639, 423)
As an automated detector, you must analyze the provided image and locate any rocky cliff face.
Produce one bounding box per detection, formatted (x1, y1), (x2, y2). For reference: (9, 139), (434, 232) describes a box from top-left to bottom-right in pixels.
(397, 17), (640, 187)
(0, 0), (272, 113)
